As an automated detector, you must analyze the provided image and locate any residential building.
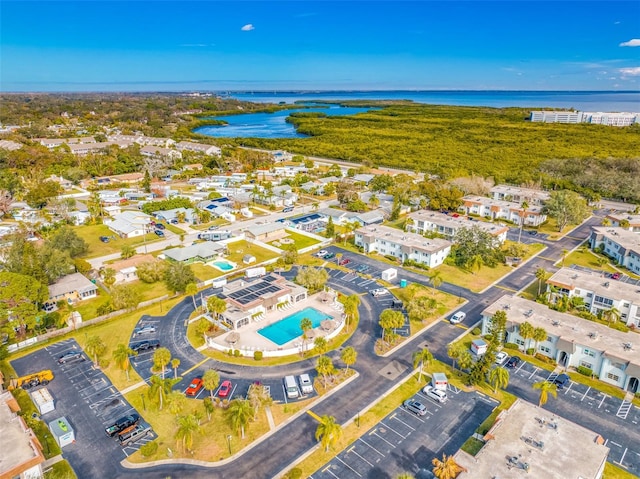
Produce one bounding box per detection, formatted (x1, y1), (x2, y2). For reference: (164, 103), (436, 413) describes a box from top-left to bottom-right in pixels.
(530, 110), (583, 123)
(461, 195), (547, 226)
(273, 165), (308, 178)
(352, 209), (386, 226)
(107, 254), (156, 284)
(182, 163), (204, 171)
(253, 185), (297, 207)
(546, 267), (640, 327)
(0, 391), (45, 479)
(0, 139), (23, 151)
(286, 213), (325, 233)
(45, 273), (98, 310)
(140, 145), (182, 160)
(176, 141), (221, 156)
(104, 211), (153, 238)
(481, 295), (640, 393)
(454, 399), (608, 479)
(245, 223), (288, 241)
(317, 207), (358, 225)
(352, 173), (375, 185)
(407, 210), (509, 242)
(164, 242), (226, 263)
(355, 224), (451, 268)
(605, 213), (640, 232)
(68, 142), (119, 155)
(271, 150), (293, 162)
(107, 135), (175, 147)
(92, 172), (145, 185)
(103, 205), (122, 217)
(153, 207), (198, 225)
(530, 110), (638, 126)
(37, 136), (96, 148)
(45, 174), (73, 190)
(359, 191), (411, 216)
(217, 274), (308, 330)
(590, 227), (640, 275)
(490, 185), (550, 206)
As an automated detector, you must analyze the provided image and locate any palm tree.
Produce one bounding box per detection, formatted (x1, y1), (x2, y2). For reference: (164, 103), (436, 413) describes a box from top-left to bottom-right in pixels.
(313, 336), (328, 356)
(344, 220), (360, 245)
(315, 415), (343, 452)
(186, 283), (198, 310)
(601, 217), (611, 227)
(368, 193), (380, 209)
(171, 358), (181, 379)
(340, 346), (357, 374)
(447, 343), (465, 370)
(432, 454), (464, 479)
(412, 347), (433, 382)
(121, 244), (135, 259)
(202, 369), (220, 401)
(519, 321), (535, 354)
(247, 382), (273, 420)
(207, 296), (227, 319)
(167, 390), (187, 417)
(102, 268), (116, 288)
(532, 327), (547, 353)
(429, 270), (443, 296)
(203, 397), (215, 421)
(533, 380), (558, 406)
(316, 355), (335, 387)
(535, 268), (549, 297)
(152, 347), (172, 379)
(112, 343), (137, 381)
(603, 307), (621, 326)
(517, 200), (529, 244)
(457, 351), (474, 372)
(468, 254), (484, 274)
(488, 367), (510, 394)
(85, 335), (106, 366)
(226, 398), (254, 438)
(148, 376), (178, 411)
(175, 414), (202, 452)
(300, 317), (313, 353)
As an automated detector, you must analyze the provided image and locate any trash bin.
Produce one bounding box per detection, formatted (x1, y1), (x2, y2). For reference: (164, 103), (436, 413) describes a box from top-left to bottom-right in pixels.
(400, 279), (407, 288)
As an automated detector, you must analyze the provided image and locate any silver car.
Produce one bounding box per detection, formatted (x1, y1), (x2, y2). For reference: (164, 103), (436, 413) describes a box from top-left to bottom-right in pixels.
(403, 399), (428, 416)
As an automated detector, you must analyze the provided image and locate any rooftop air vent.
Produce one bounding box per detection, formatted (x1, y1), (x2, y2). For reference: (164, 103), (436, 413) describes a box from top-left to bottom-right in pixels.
(552, 320), (560, 326)
(588, 332), (597, 339)
(623, 342), (633, 351)
(604, 282), (610, 287)
(524, 309), (534, 317)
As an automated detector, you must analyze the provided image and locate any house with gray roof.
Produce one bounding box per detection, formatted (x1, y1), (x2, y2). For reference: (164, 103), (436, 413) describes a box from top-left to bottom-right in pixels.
(105, 211), (152, 238)
(154, 207), (198, 225)
(45, 273), (97, 310)
(164, 242), (226, 263)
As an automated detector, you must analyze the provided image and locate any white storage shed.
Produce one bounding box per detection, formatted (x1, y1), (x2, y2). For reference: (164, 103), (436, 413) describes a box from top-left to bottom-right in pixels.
(31, 388), (55, 415)
(381, 268), (397, 281)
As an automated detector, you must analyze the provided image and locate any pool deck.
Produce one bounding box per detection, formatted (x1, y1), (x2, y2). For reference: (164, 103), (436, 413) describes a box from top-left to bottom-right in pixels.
(211, 294), (345, 353)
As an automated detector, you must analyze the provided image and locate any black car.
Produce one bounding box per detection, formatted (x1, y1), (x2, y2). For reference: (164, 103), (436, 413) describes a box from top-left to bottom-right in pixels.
(57, 351), (85, 364)
(528, 230), (538, 236)
(99, 236), (110, 243)
(553, 373), (570, 389)
(105, 413), (141, 437)
(130, 339), (160, 352)
(155, 223), (165, 230)
(154, 230), (164, 237)
(506, 356), (521, 368)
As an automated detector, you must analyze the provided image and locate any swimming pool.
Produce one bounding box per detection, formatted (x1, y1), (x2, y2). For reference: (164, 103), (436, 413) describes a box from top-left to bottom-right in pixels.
(211, 260), (235, 271)
(258, 307), (333, 346)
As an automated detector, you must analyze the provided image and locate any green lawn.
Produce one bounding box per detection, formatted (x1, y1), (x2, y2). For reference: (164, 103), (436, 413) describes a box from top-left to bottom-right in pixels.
(192, 218), (231, 231)
(269, 230), (321, 250)
(604, 462), (638, 479)
(163, 222), (185, 235)
(45, 460), (77, 479)
(191, 262), (224, 281)
(73, 224), (159, 258)
(74, 291), (112, 320)
(130, 280), (172, 302)
(226, 240), (280, 264)
(536, 217), (577, 241)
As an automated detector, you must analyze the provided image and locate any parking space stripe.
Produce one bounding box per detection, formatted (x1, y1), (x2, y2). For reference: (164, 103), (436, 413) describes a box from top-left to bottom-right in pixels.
(515, 361), (526, 373)
(379, 421), (406, 439)
(390, 413), (416, 430)
(581, 387), (591, 401)
(370, 429), (396, 448)
(598, 394), (608, 408)
(321, 466), (340, 478)
(347, 446), (374, 467)
(335, 457), (361, 477)
(398, 408), (426, 422)
(528, 367), (539, 379)
(619, 447), (628, 465)
(564, 382), (574, 394)
(359, 438), (385, 457)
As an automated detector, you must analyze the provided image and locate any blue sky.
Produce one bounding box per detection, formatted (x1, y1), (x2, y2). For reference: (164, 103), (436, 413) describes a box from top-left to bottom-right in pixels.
(1, 1), (639, 91)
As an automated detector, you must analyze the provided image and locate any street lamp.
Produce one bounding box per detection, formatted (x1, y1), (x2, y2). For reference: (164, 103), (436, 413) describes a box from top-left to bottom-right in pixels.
(43, 434), (49, 455)
(140, 393), (146, 411)
(226, 434), (232, 455)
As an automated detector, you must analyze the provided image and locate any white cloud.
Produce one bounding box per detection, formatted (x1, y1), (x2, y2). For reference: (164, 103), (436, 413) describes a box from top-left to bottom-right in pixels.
(241, 24), (255, 31)
(619, 39), (640, 47)
(619, 67), (640, 76)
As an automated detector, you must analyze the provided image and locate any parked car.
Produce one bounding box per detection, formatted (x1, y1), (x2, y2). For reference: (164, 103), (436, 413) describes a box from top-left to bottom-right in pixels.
(554, 373), (570, 390)
(495, 351), (509, 365)
(298, 374), (314, 395)
(324, 253), (335, 259)
(208, 225), (219, 231)
(57, 351), (85, 364)
(282, 207), (294, 213)
(403, 399), (428, 416)
(370, 288), (389, 297)
(118, 423), (151, 446)
(611, 272), (621, 280)
(317, 250), (328, 258)
(528, 230), (538, 236)
(105, 414), (140, 437)
(99, 236), (110, 243)
(185, 377), (204, 397)
(154, 230), (165, 237)
(450, 311), (466, 324)
(356, 264), (370, 273)
(338, 258), (351, 266)
(130, 340), (160, 352)
(422, 385), (447, 403)
(133, 325), (156, 336)
(506, 356), (521, 368)
(218, 380), (232, 398)
(155, 223), (165, 230)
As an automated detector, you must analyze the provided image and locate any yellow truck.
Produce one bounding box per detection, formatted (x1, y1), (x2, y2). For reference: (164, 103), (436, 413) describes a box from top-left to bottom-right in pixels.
(9, 370), (54, 390)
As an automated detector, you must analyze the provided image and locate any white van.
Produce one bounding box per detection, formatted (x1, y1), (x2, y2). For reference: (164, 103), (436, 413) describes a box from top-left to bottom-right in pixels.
(284, 375), (299, 399)
(298, 374), (314, 395)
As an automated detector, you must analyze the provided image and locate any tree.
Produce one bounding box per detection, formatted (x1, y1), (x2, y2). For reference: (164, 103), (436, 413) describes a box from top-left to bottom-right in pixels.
(368, 193), (380, 209)
(207, 296), (227, 319)
(300, 317), (313, 352)
(202, 369), (220, 401)
(313, 336), (328, 356)
(282, 243), (298, 265)
(24, 180), (62, 209)
(295, 267), (329, 293)
(369, 174), (394, 193)
(603, 306), (621, 326)
(316, 355), (335, 387)
(379, 309), (405, 342)
(164, 262), (196, 293)
(429, 270), (443, 295)
(315, 415), (343, 452)
(432, 454), (464, 479)
(533, 380), (558, 406)
(186, 283), (198, 310)
(489, 310), (508, 346)
(457, 350), (474, 371)
(451, 225), (503, 268)
(412, 347), (433, 382)
(406, 296), (437, 323)
(535, 268), (549, 297)
(120, 244), (135, 259)
(226, 398), (254, 438)
(340, 346), (357, 374)
(517, 200), (529, 244)
(112, 343), (137, 381)
(102, 268), (116, 287)
(153, 347), (172, 379)
(110, 284), (141, 310)
(247, 382), (273, 420)
(447, 343), (466, 370)
(342, 294), (361, 333)
(203, 397), (215, 421)
(171, 358), (181, 379)
(49, 227), (88, 257)
(336, 180), (358, 204)
(85, 335), (106, 366)
(343, 220), (360, 245)
(136, 260), (166, 283)
(543, 190), (591, 232)
(519, 321), (535, 353)
(0, 271), (47, 337)
(175, 414), (202, 452)
(142, 170), (152, 193)
(532, 327), (547, 353)
(488, 367), (510, 393)
(167, 390), (187, 417)
(148, 375), (177, 411)
(468, 254), (484, 274)
(325, 216), (335, 238)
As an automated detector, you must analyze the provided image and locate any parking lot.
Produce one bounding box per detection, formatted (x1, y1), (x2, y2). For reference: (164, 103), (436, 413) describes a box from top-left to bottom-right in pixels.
(310, 387), (497, 479)
(11, 339), (154, 478)
(505, 357), (640, 474)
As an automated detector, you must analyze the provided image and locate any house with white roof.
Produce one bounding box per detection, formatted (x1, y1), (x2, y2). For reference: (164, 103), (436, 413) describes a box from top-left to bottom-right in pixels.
(176, 141), (221, 156)
(461, 195), (547, 226)
(490, 185), (550, 206)
(153, 207), (198, 225)
(0, 139), (23, 151)
(407, 210), (509, 243)
(273, 165), (308, 178)
(590, 227), (640, 275)
(605, 213), (640, 232)
(317, 207), (358, 225)
(104, 211), (152, 238)
(140, 145), (182, 160)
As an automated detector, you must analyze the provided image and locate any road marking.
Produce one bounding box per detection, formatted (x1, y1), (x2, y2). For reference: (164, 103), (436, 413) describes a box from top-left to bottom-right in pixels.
(398, 408), (426, 422)
(529, 367), (539, 380)
(347, 446), (374, 467)
(619, 447), (628, 465)
(564, 381), (574, 394)
(616, 400), (632, 419)
(581, 387), (591, 401)
(454, 324), (468, 330)
(515, 361), (526, 374)
(320, 466), (339, 478)
(598, 394), (608, 408)
(495, 285), (517, 292)
(335, 456), (361, 477)
(182, 357), (210, 376)
(610, 441), (622, 448)
(359, 438), (385, 457)
(370, 429), (396, 448)
(390, 413), (416, 430)
(379, 421), (406, 439)
(538, 256), (557, 262)
(307, 410), (322, 422)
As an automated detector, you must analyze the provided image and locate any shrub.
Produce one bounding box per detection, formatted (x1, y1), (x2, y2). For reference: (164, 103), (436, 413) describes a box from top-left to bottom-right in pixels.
(98, 359), (110, 369)
(96, 302), (114, 316)
(472, 327), (481, 335)
(526, 348), (535, 355)
(577, 366), (593, 377)
(227, 349), (233, 356)
(253, 350), (263, 361)
(233, 349), (241, 357)
(284, 469), (303, 479)
(503, 342), (520, 350)
(534, 353), (555, 365)
(384, 255), (398, 263)
(140, 441), (158, 457)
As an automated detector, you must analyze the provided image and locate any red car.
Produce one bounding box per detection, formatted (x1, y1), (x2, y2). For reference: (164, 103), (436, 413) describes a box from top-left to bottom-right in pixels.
(611, 272), (621, 280)
(185, 377), (203, 397)
(218, 380), (232, 398)
(338, 258), (351, 266)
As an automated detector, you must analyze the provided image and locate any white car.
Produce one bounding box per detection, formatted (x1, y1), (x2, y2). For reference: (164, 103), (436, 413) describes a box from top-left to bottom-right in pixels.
(422, 385), (447, 403)
(370, 288), (389, 297)
(495, 351), (509, 365)
(317, 250), (328, 258)
(450, 311), (466, 324)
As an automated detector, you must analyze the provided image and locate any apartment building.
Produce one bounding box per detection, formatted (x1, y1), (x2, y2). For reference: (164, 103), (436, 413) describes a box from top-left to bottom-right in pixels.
(530, 110), (639, 126)
(590, 227), (640, 275)
(605, 213), (640, 232)
(546, 267), (640, 327)
(490, 185), (550, 206)
(176, 141), (221, 156)
(530, 111), (582, 123)
(406, 210), (509, 243)
(354, 224), (451, 268)
(461, 195), (547, 226)
(481, 295), (640, 393)
(140, 145), (182, 160)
